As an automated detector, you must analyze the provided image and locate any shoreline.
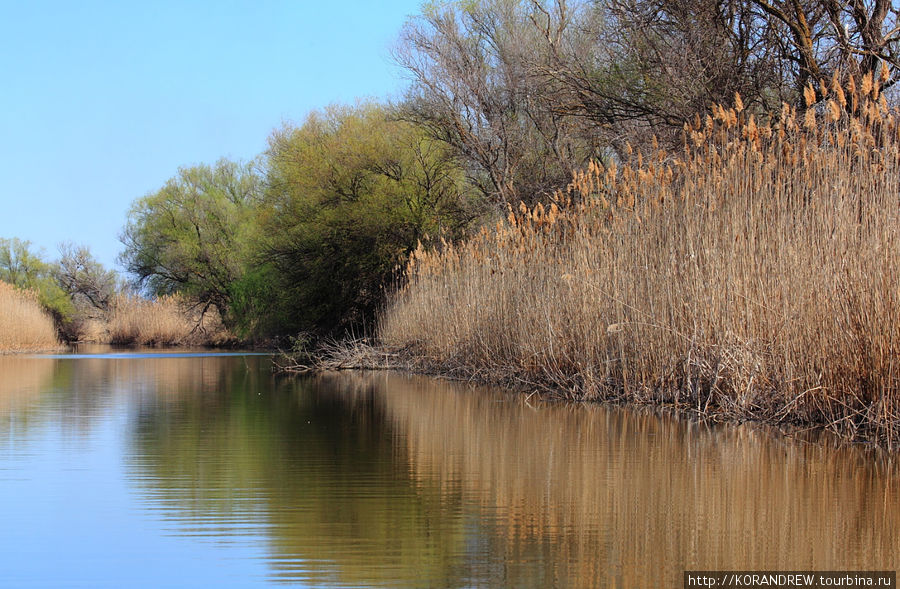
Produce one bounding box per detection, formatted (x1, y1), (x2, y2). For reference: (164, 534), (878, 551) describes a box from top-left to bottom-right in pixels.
(372, 92), (900, 454)
(279, 340), (895, 453)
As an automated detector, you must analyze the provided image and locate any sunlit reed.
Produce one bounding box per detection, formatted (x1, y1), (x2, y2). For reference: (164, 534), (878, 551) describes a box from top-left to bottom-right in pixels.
(0, 281), (61, 352)
(380, 73), (900, 448)
(106, 293), (231, 346)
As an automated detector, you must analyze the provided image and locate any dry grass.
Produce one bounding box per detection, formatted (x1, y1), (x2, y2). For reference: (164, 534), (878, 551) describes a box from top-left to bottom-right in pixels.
(0, 281), (62, 353)
(106, 293), (232, 347)
(0, 282), (234, 352)
(380, 71), (900, 448)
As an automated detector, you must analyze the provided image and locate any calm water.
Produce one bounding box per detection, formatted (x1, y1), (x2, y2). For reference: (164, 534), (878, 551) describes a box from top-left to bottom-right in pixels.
(0, 351), (897, 587)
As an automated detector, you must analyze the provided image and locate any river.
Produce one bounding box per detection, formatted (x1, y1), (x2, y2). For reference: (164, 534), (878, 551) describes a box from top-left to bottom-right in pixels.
(0, 350), (896, 587)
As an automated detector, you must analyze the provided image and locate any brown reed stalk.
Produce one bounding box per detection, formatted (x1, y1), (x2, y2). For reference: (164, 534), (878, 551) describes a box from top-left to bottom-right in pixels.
(0, 281), (62, 353)
(106, 294), (231, 347)
(380, 75), (900, 448)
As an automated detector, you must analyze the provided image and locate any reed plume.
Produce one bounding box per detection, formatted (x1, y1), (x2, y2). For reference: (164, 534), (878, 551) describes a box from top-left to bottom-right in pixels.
(380, 73), (900, 448)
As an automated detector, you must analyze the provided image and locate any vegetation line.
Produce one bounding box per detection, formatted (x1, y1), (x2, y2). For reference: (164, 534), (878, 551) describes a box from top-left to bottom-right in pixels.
(5, 1), (900, 451)
(374, 73), (900, 450)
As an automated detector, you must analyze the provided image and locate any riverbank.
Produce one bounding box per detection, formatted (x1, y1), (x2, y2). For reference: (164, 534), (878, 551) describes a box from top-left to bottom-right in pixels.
(0, 284), (234, 353)
(373, 79), (900, 450)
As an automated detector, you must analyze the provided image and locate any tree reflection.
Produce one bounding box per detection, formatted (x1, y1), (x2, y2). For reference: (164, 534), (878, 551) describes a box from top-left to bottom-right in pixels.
(127, 367), (900, 588)
(128, 370), (475, 587)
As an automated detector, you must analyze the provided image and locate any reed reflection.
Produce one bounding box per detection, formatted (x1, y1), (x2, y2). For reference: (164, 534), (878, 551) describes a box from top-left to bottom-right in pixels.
(125, 367), (900, 588)
(370, 372), (900, 587)
(0, 356), (55, 428)
(1, 354), (271, 436)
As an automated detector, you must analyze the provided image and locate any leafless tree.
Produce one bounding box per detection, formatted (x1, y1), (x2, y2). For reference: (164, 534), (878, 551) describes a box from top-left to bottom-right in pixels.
(750, 0), (900, 89)
(395, 0), (602, 205)
(55, 243), (118, 314)
(396, 0), (900, 201)
(543, 0), (900, 128)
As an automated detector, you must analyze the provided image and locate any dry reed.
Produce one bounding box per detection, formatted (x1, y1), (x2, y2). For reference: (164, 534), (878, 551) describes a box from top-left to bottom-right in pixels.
(106, 293), (231, 347)
(380, 74), (900, 448)
(0, 281), (61, 353)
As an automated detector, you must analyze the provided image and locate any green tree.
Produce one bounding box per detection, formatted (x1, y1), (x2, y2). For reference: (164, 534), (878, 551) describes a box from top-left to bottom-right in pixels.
(0, 237), (73, 326)
(261, 103), (478, 334)
(119, 158), (263, 330)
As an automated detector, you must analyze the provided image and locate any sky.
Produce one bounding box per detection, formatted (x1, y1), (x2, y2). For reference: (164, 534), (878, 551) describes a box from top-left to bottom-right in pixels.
(0, 0), (423, 271)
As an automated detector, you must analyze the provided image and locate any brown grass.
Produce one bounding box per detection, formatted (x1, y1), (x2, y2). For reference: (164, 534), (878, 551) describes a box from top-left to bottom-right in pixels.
(380, 75), (900, 448)
(106, 293), (232, 347)
(0, 281), (62, 353)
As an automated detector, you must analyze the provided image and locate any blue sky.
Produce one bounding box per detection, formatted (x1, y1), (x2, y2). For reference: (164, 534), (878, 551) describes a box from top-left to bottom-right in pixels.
(0, 0), (422, 271)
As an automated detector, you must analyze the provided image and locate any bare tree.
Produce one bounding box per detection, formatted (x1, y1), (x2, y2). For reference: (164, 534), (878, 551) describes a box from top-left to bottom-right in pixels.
(55, 243), (118, 314)
(750, 0), (900, 90)
(396, 0), (900, 198)
(395, 0), (601, 205)
(540, 0), (900, 136)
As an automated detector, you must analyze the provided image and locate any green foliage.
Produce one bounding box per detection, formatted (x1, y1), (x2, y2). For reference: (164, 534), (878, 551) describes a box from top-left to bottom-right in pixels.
(117, 104), (478, 340)
(0, 237), (74, 326)
(119, 158), (263, 328)
(225, 262), (283, 339)
(260, 103), (478, 334)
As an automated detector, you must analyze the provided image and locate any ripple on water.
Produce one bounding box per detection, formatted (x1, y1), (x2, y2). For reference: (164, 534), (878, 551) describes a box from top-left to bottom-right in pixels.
(0, 355), (896, 588)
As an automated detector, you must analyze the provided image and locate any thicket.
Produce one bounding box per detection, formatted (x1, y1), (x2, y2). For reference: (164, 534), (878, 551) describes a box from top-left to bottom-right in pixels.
(1, 238), (119, 343)
(119, 103), (479, 339)
(380, 71), (900, 446)
(0, 237), (76, 334)
(110, 0), (900, 345)
(397, 0), (900, 205)
(0, 237), (230, 348)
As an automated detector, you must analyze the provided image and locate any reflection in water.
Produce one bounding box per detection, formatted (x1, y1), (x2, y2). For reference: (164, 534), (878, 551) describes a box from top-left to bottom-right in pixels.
(0, 356), (55, 419)
(0, 353), (268, 436)
(129, 370), (470, 587)
(375, 373), (900, 587)
(0, 355), (897, 587)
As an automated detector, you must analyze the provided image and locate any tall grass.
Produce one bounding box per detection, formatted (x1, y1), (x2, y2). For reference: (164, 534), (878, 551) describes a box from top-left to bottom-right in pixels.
(107, 294), (231, 347)
(0, 281), (61, 352)
(1, 283), (232, 351)
(380, 70), (900, 447)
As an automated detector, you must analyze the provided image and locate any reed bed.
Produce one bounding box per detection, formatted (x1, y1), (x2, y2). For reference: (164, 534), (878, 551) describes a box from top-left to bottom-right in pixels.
(0, 281), (61, 352)
(380, 71), (900, 448)
(106, 293), (231, 347)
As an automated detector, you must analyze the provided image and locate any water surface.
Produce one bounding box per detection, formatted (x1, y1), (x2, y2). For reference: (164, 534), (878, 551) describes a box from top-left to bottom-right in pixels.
(0, 351), (896, 587)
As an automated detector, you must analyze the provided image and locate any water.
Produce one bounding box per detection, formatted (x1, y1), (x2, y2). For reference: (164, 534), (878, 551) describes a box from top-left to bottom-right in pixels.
(0, 351), (896, 587)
